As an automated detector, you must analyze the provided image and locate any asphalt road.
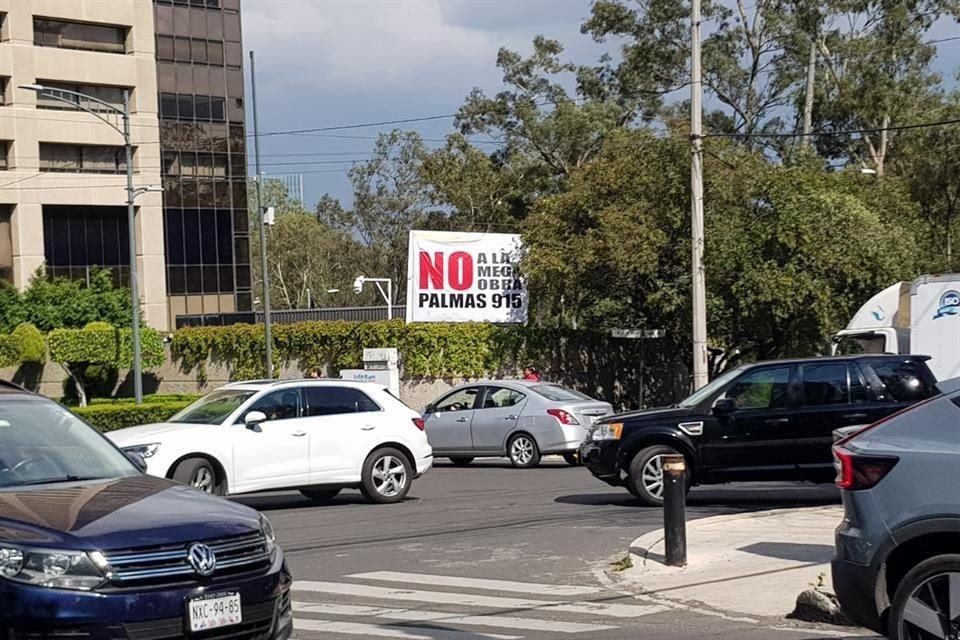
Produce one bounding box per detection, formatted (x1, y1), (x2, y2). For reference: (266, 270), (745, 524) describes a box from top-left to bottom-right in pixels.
(236, 458), (864, 640)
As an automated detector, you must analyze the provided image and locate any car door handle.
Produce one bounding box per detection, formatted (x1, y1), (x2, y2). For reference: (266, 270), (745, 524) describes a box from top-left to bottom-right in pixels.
(361, 426), (376, 431)
(842, 413), (868, 420)
(291, 431), (307, 437)
(764, 418), (790, 425)
(456, 417), (469, 423)
(504, 415), (517, 421)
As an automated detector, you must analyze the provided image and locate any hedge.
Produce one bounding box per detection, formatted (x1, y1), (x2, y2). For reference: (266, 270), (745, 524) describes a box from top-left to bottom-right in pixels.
(74, 400), (193, 432)
(12, 323), (45, 364)
(49, 324), (165, 369)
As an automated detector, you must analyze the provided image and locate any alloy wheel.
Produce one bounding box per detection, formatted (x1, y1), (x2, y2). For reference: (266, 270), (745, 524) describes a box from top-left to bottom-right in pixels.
(191, 467), (215, 493)
(511, 436), (535, 465)
(899, 573), (960, 640)
(641, 455), (664, 500)
(372, 455), (407, 497)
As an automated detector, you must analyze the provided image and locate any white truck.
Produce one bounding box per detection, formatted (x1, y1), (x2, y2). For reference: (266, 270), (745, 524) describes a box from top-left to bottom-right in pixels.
(833, 274), (960, 381)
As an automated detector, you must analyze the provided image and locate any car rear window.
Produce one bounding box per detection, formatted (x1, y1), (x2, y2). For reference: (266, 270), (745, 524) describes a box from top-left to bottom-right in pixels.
(530, 385), (591, 402)
(865, 359), (939, 402)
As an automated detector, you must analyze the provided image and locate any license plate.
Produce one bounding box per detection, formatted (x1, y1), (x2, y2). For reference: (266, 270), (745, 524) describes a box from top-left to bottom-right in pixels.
(188, 593), (242, 632)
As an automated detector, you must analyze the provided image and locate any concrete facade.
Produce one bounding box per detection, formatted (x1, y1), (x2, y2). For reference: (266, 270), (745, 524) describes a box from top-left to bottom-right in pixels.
(0, 0), (168, 328)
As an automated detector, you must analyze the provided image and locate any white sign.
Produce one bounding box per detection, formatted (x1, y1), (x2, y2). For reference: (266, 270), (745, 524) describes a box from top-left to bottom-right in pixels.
(340, 369), (391, 386)
(611, 329), (666, 339)
(405, 230), (528, 323)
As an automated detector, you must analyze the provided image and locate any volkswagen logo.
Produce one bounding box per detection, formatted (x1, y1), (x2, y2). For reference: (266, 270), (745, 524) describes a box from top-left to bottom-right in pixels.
(187, 543), (217, 577)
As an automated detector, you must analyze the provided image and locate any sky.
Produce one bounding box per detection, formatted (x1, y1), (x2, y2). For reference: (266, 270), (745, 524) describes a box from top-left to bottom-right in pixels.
(240, 0), (959, 209)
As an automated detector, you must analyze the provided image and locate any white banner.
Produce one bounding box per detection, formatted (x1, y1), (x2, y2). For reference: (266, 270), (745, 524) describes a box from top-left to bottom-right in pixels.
(405, 230), (528, 323)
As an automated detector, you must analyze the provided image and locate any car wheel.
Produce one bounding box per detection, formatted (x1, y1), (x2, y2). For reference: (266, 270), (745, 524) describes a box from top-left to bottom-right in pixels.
(361, 448), (412, 504)
(627, 445), (680, 507)
(300, 488), (341, 502)
(562, 452), (581, 466)
(508, 433), (541, 468)
(889, 554), (960, 640)
(449, 457), (474, 466)
(172, 458), (222, 496)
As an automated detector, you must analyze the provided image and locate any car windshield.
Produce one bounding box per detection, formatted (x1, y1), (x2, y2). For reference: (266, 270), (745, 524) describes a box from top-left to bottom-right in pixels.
(530, 385), (592, 402)
(0, 398), (138, 489)
(168, 389), (256, 425)
(677, 366), (745, 408)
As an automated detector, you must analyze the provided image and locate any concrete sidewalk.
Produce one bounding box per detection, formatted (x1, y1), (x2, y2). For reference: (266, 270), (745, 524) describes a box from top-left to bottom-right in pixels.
(609, 506), (844, 621)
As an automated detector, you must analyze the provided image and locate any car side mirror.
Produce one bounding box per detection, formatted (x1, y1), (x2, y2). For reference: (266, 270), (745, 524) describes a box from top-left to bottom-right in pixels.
(126, 451), (148, 473)
(424, 403), (435, 415)
(244, 410), (267, 432)
(713, 398), (736, 416)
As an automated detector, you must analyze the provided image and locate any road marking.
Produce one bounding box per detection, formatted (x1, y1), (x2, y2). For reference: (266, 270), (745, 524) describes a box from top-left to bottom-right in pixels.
(294, 601), (617, 634)
(294, 618), (521, 639)
(348, 571), (603, 597)
(293, 580), (668, 618)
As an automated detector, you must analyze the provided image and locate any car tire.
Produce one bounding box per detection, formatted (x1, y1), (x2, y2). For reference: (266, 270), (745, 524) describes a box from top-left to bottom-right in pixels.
(449, 457), (474, 466)
(889, 554), (960, 640)
(562, 452), (581, 466)
(172, 457), (223, 496)
(627, 445), (681, 507)
(507, 433), (541, 469)
(361, 447), (412, 504)
(300, 488), (341, 502)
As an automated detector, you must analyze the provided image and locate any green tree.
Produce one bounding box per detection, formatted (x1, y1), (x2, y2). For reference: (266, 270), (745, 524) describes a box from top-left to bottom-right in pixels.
(0, 269), (133, 332)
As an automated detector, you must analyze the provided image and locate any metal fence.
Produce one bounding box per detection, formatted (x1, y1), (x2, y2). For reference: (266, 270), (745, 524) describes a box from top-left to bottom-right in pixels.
(174, 306), (390, 329)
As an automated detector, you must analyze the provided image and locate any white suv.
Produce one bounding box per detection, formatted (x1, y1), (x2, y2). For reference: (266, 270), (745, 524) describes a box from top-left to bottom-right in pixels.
(107, 380), (433, 504)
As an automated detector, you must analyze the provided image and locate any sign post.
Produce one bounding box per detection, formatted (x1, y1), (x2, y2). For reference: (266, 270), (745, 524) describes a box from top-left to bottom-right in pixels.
(611, 329), (665, 409)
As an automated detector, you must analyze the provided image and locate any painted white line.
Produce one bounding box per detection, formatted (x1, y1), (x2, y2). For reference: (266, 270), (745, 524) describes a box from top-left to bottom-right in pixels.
(348, 570), (603, 597)
(294, 601), (617, 634)
(294, 618), (521, 639)
(293, 581), (668, 619)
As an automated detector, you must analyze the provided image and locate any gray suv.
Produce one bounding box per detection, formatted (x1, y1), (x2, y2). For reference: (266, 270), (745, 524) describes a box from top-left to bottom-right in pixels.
(832, 382), (960, 639)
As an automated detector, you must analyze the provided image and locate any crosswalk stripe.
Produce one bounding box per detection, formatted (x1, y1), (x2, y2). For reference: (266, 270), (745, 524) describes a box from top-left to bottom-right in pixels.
(293, 580), (669, 619)
(348, 571), (603, 597)
(294, 601), (617, 634)
(294, 618), (522, 639)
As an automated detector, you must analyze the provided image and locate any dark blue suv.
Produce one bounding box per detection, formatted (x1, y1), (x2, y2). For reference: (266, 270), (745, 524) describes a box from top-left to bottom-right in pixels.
(0, 383), (292, 639)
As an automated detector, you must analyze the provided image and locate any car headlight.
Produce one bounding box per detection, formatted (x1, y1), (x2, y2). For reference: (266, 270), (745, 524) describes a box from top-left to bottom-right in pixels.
(260, 515), (278, 562)
(0, 546), (109, 591)
(123, 443), (161, 459)
(590, 422), (624, 441)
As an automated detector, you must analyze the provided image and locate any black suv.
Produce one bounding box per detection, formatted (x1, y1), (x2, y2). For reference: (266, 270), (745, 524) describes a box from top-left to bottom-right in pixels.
(580, 355), (939, 505)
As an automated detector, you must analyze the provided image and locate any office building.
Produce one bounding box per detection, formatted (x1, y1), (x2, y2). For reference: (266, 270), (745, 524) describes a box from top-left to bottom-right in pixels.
(0, 0), (250, 330)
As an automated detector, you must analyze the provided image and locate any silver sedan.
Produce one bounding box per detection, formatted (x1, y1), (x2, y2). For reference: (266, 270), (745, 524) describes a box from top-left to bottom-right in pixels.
(423, 381), (613, 468)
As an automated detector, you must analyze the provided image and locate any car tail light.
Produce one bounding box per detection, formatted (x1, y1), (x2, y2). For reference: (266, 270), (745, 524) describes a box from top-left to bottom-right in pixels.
(412, 418), (425, 431)
(833, 445), (899, 490)
(547, 409), (579, 425)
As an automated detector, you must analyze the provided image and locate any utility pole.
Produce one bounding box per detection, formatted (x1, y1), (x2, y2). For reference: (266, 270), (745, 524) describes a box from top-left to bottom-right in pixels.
(250, 50), (273, 378)
(123, 89), (143, 404)
(690, 0), (708, 391)
(801, 39), (817, 142)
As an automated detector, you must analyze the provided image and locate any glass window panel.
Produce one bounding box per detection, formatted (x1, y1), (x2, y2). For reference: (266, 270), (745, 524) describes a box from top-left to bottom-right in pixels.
(236, 291), (252, 311)
(228, 124), (245, 153)
(181, 179), (198, 208)
(197, 179), (215, 206)
(85, 217), (103, 265)
(217, 210), (233, 261)
(103, 216), (122, 264)
(212, 153), (228, 177)
(194, 123), (213, 151)
(226, 68), (243, 97)
(167, 266), (186, 294)
(233, 209), (248, 234)
(210, 97), (225, 122)
(208, 40), (224, 66)
(224, 41), (242, 68)
(164, 209), (185, 264)
(223, 0), (240, 11)
(160, 93), (179, 118)
(174, 36), (190, 61)
(192, 64), (211, 95)
(173, 6), (191, 36)
(224, 12), (241, 42)
(202, 265), (219, 293)
(197, 155), (213, 178)
(33, 18), (126, 53)
(210, 122), (229, 152)
(230, 154), (246, 177)
(177, 94), (194, 120)
(155, 4), (174, 34)
(175, 63), (194, 93)
(206, 11), (224, 40)
(214, 180), (231, 208)
(39, 143), (80, 171)
(82, 146), (124, 173)
(232, 182), (247, 209)
(163, 178), (182, 207)
(218, 266), (234, 292)
(162, 151), (180, 176)
(194, 95), (210, 121)
(157, 35), (174, 60)
(233, 236), (249, 265)
(49, 217), (70, 265)
(183, 210), (201, 263)
(227, 97), (244, 123)
(190, 9), (207, 38)
(157, 62), (177, 93)
(191, 38), (207, 64)
(185, 266), (202, 294)
(179, 151), (197, 177)
(235, 265), (251, 290)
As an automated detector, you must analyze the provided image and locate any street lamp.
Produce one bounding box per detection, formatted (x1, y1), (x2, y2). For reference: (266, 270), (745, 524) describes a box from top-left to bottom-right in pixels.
(21, 83), (154, 404)
(353, 276), (393, 320)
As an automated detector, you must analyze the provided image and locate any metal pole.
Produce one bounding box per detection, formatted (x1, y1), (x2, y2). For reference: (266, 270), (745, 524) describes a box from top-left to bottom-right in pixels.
(123, 90), (143, 405)
(663, 454), (687, 567)
(639, 336), (645, 410)
(690, 0), (708, 391)
(250, 50), (273, 379)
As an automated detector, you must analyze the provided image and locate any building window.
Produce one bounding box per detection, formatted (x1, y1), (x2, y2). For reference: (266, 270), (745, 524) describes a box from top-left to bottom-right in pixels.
(39, 144), (129, 174)
(35, 81), (128, 112)
(0, 141), (9, 170)
(159, 92), (226, 122)
(164, 208), (235, 294)
(33, 18), (128, 54)
(156, 0), (221, 7)
(43, 206), (130, 287)
(0, 12), (8, 42)
(0, 206), (11, 283)
(0, 77), (9, 105)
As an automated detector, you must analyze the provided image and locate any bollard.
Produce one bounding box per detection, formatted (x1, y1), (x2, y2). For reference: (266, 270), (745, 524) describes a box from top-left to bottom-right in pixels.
(662, 453), (687, 567)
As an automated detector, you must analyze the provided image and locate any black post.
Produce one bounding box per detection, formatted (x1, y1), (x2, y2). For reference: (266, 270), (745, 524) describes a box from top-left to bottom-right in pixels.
(663, 453), (687, 567)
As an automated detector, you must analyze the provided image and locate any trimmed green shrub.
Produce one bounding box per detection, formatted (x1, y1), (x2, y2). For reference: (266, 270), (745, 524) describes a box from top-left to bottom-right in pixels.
(74, 400), (193, 432)
(88, 394), (201, 406)
(12, 323), (45, 364)
(0, 334), (22, 368)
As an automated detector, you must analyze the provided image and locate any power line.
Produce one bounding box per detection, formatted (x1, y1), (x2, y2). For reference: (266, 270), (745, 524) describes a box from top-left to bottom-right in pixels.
(704, 117), (960, 139)
(254, 113), (459, 138)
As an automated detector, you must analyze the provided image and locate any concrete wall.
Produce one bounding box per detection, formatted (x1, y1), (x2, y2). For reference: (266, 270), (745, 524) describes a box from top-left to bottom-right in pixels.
(0, 0), (168, 329)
